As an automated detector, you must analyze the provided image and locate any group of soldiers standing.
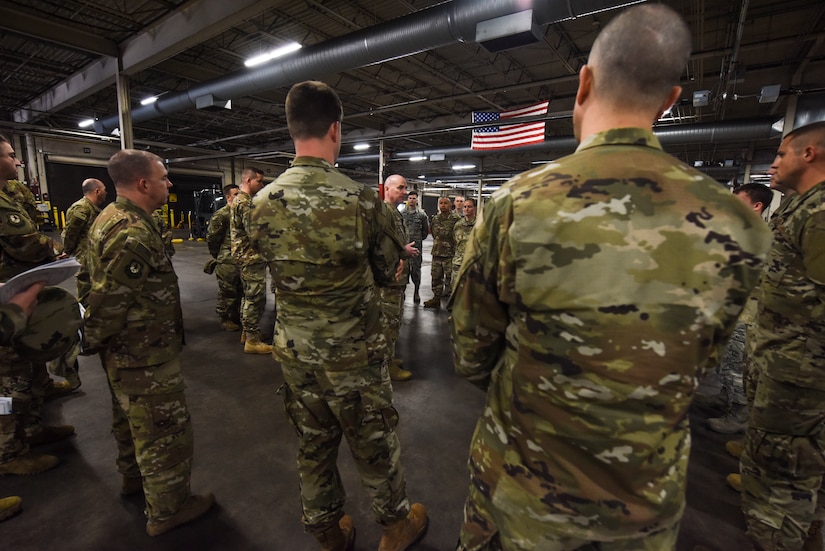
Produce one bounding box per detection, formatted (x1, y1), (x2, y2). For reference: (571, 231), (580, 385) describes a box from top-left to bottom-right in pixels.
(2, 5), (824, 551)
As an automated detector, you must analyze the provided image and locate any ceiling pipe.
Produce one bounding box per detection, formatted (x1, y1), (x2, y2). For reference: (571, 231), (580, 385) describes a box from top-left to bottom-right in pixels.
(94, 0), (643, 135)
(336, 118), (781, 164)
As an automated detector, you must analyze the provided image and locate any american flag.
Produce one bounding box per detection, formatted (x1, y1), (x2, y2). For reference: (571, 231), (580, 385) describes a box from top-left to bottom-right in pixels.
(471, 101), (549, 150)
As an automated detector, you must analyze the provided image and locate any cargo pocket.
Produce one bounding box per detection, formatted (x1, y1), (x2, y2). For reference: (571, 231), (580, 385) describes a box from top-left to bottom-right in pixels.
(130, 391), (193, 471)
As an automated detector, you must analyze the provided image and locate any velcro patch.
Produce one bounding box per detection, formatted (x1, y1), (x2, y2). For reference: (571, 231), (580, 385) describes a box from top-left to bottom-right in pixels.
(125, 261), (144, 279)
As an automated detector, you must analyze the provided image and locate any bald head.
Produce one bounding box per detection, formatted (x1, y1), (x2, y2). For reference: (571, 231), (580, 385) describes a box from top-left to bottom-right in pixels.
(384, 174), (408, 207)
(82, 178), (107, 207)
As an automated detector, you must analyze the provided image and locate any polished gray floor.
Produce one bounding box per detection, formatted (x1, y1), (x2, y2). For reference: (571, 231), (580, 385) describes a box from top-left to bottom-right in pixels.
(0, 234), (748, 550)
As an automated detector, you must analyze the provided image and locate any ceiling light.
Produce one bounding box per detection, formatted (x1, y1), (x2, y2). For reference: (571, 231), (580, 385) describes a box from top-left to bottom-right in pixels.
(78, 118), (94, 128)
(140, 96), (158, 105)
(418, 175), (426, 179)
(453, 164), (476, 170)
(409, 156), (427, 162)
(353, 143), (369, 151)
(244, 42), (302, 67)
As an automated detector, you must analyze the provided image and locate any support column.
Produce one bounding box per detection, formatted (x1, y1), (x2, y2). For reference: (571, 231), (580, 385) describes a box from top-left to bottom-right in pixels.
(378, 139), (385, 199)
(116, 71), (134, 150)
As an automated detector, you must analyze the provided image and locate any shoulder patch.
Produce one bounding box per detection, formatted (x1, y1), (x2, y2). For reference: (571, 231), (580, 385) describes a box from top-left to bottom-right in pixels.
(125, 260), (144, 279)
(6, 213), (24, 227)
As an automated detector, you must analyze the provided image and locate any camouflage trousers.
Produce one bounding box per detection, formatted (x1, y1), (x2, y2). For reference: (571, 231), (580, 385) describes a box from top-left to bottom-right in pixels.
(431, 255), (453, 298)
(76, 267), (92, 309)
(381, 286), (405, 359)
(408, 244), (423, 291)
(717, 323), (747, 407)
(280, 362), (410, 534)
(458, 478), (680, 550)
(47, 340), (81, 388)
(741, 371), (825, 551)
(0, 356), (48, 462)
(240, 262), (267, 338)
(215, 261), (242, 323)
(103, 356), (194, 521)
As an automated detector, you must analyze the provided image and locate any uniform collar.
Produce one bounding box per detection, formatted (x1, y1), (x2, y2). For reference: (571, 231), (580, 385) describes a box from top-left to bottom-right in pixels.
(576, 127), (663, 154)
(290, 156), (336, 169)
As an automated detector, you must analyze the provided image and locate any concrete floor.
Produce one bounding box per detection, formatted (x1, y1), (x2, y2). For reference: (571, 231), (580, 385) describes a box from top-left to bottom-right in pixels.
(0, 235), (750, 550)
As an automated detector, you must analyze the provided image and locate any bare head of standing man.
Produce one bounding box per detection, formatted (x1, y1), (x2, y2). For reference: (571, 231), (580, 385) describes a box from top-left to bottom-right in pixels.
(452, 5), (771, 550)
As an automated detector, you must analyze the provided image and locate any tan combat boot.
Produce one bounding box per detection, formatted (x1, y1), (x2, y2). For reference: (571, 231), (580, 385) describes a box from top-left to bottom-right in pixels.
(28, 424), (75, 446)
(379, 503), (428, 551)
(725, 439), (744, 459)
(389, 359), (412, 382)
(726, 473), (741, 492)
(422, 297), (440, 310)
(146, 492), (215, 536)
(0, 451), (59, 476)
(44, 379), (75, 401)
(315, 514), (355, 551)
(244, 336), (273, 355)
(240, 331), (246, 344)
(221, 320), (241, 332)
(0, 496), (22, 521)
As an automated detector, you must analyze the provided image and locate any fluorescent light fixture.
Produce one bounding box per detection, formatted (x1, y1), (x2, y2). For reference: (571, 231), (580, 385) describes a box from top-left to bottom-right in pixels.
(452, 164), (476, 170)
(78, 118), (95, 128)
(141, 96), (158, 105)
(353, 143), (370, 151)
(245, 42), (302, 67)
(409, 156), (427, 162)
(418, 175), (426, 179)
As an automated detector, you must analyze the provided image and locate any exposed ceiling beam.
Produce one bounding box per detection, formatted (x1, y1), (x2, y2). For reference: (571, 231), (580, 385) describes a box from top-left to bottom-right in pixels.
(0, 6), (119, 57)
(12, 0), (274, 124)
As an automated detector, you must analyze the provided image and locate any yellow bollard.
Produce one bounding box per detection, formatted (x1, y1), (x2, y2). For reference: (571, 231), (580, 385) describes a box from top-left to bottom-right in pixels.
(52, 207), (60, 229)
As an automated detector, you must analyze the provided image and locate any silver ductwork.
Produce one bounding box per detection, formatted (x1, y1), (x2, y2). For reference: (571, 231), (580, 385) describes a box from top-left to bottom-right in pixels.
(94, 0), (643, 135)
(337, 118), (780, 165)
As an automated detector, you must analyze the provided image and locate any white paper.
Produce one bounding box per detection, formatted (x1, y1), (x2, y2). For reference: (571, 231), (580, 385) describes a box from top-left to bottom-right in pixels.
(0, 258), (81, 303)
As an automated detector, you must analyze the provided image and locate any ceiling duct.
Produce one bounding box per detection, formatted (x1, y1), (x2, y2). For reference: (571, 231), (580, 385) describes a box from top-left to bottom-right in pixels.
(337, 118), (781, 165)
(476, 10), (541, 53)
(94, 0), (642, 135)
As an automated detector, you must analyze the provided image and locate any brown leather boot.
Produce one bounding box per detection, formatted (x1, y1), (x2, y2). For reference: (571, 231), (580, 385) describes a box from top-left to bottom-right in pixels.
(422, 298), (440, 310)
(379, 503), (428, 551)
(315, 514), (355, 551)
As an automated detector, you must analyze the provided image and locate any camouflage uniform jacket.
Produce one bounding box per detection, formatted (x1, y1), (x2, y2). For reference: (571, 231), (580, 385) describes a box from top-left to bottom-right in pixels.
(250, 156), (403, 371)
(386, 201), (409, 287)
(430, 211), (459, 257)
(6, 180), (39, 224)
(452, 216), (476, 268)
(0, 304), (26, 345)
(85, 196), (183, 369)
(206, 204), (232, 263)
(230, 190), (262, 266)
(748, 179), (825, 432)
(0, 185), (59, 282)
(450, 127), (772, 540)
(402, 207), (428, 245)
(62, 196), (101, 267)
